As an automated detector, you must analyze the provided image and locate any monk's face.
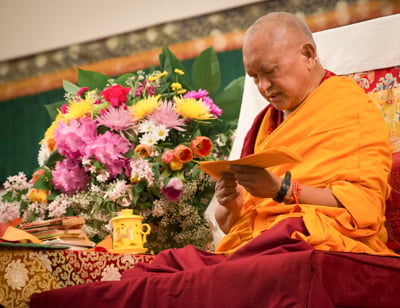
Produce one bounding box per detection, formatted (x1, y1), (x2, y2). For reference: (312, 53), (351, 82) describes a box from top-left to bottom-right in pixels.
(243, 30), (315, 112)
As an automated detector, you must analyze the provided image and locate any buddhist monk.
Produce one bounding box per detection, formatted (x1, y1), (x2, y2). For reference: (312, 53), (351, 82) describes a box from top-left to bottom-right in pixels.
(30, 12), (399, 308)
(215, 11), (394, 256)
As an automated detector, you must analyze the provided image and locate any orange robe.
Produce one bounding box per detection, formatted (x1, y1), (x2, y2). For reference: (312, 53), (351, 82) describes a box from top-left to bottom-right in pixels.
(216, 76), (395, 256)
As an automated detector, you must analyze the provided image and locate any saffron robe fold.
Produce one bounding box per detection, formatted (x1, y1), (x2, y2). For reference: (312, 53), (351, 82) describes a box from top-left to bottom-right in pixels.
(216, 76), (394, 256)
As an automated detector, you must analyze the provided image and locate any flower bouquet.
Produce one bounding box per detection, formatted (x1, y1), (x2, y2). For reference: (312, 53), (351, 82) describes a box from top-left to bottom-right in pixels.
(1, 46), (244, 253)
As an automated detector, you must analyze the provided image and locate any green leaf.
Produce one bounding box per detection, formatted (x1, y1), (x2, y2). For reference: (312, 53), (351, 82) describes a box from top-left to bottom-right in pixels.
(115, 73), (134, 86)
(191, 165), (201, 179)
(63, 80), (80, 94)
(45, 101), (64, 120)
(192, 47), (221, 95)
(159, 46), (191, 89)
(78, 68), (109, 90)
(44, 149), (64, 168)
(48, 191), (59, 202)
(65, 207), (74, 216)
(33, 177), (52, 190)
(124, 149), (134, 159)
(213, 76), (245, 122)
(1, 191), (15, 202)
(133, 181), (146, 203)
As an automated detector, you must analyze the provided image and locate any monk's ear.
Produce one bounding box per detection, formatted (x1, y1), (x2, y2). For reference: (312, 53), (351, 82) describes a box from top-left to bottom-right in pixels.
(300, 43), (317, 59)
(300, 43), (318, 67)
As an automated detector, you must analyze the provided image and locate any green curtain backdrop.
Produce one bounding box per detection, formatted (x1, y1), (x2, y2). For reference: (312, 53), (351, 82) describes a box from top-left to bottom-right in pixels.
(0, 49), (245, 183)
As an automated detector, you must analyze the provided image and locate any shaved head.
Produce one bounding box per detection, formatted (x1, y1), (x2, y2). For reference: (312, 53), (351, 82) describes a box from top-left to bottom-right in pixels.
(244, 12), (316, 50)
(242, 12), (325, 114)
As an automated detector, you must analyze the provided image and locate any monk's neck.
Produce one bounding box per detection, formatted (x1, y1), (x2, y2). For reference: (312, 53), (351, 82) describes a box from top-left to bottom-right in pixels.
(283, 67), (327, 119)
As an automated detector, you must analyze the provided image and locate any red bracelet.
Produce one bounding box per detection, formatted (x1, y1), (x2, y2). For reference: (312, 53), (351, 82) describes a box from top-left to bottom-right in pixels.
(288, 180), (302, 204)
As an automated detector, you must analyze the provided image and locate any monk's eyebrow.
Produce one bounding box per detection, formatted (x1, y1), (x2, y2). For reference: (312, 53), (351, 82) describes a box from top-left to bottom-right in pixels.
(259, 64), (276, 73)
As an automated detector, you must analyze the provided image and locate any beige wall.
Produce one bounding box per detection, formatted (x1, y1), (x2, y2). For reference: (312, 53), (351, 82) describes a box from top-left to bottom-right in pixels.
(0, 0), (261, 62)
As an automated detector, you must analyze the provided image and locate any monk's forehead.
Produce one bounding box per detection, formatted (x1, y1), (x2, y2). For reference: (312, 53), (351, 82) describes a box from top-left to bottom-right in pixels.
(244, 24), (295, 53)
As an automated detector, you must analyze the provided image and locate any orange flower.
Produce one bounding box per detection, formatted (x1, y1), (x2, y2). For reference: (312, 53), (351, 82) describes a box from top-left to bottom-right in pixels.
(169, 157), (183, 171)
(190, 136), (213, 157)
(173, 145), (193, 163)
(47, 138), (56, 152)
(31, 169), (45, 183)
(134, 144), (152, 157)
(27, 189), (49, 203)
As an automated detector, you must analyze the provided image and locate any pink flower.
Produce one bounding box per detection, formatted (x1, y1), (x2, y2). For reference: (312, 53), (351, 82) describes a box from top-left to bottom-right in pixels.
(184, 89), (209, 100)
(54, 118), (97, 159)
(162, 150), (174, 163)
(96, 107), (134, 131)
(202, 96), (222, 117)
(100, 84), (131, 107)
(84, 131), (131, 178)
(184, 89), (222, 118)
(52, 158), (90, 195)
(147, 85), (156, 96)
(0, 202), (21, 223)
(161, 177), (183, 202)
(76, 87), (89, 97)
(148, 101), (186, 131)
(60, 104), (68, 114)
(135, 83), (145, 97)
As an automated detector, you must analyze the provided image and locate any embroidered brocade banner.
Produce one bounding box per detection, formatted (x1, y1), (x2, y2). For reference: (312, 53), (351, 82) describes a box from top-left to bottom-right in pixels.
(0, 246), (155, 308)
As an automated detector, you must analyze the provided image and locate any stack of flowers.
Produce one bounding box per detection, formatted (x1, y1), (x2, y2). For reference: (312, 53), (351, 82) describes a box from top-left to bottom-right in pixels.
(0, 47), (243, 253)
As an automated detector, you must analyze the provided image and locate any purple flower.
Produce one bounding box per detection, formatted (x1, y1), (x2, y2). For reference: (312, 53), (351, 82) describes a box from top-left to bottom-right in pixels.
(161, 177), (183, 202)
(52, 158), (90, 195)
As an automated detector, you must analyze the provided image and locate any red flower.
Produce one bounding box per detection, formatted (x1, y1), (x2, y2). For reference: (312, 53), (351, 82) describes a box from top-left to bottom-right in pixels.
(174, 145), (193, 163)
(190, 136), (213, 157)
(100, 85), (131, 107)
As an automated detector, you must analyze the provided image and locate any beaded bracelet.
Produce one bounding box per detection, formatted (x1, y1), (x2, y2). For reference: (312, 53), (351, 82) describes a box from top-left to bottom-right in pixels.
(288, 180), (302, 204)
(273, 171), (291, 203)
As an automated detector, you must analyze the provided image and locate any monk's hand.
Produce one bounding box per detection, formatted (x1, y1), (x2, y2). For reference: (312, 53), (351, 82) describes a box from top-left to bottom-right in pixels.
(215, 172), (243, 207)
(228, 165), (281, 198)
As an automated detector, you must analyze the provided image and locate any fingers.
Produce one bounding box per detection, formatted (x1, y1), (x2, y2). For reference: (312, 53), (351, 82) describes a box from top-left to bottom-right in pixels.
(228, 165), (266, 188)
(216, 172), (240, 205)
(216, 189), (240, 205)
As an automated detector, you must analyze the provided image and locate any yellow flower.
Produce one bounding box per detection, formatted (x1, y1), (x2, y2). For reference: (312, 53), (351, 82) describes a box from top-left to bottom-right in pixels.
(174, 97), (213, 120)
(148, 71), (168, 81)
(174, 69), (184, 75)
(148, 76), (158, 81)
(27, 189), (49, 203)
(130, 96), (160, 120)
(63, 97), (95, 121)
(42, 113), (64, 148)
(171, 82), (182, 91)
